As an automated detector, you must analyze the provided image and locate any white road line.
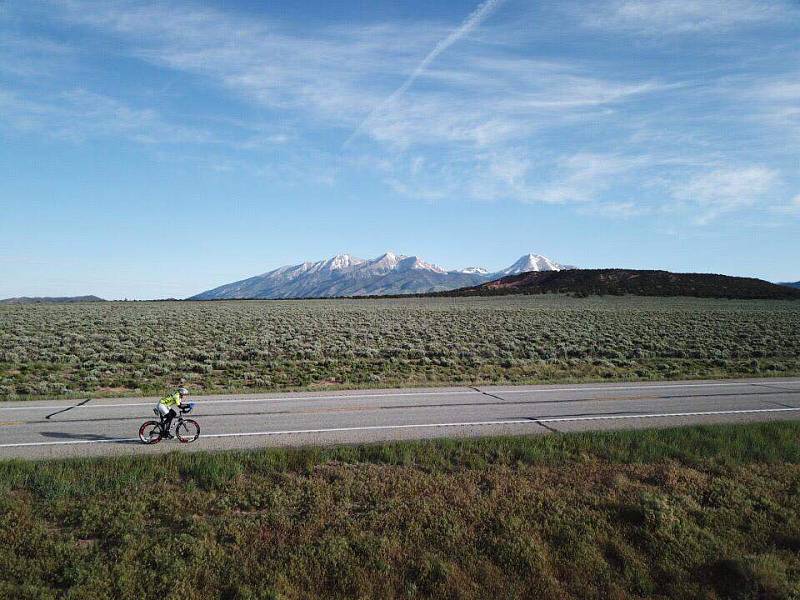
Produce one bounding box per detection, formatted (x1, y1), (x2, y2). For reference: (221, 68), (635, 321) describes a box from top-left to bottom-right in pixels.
(0, 437), (140, 448)
(0, 390), (479, 412)
(2, 380), (798, 413)
(491, 381), (800, 394)
(1, 406), (798, 449)
(538, 407), (800, 423)
(201, 419), (538, 439)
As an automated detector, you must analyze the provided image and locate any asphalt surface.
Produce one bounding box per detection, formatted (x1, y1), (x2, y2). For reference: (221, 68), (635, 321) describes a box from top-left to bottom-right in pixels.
(1, 377), (800, 460)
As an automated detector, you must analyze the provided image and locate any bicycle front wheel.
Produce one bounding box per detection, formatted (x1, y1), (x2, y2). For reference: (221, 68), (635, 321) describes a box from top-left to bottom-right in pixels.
(176, 419), (200, 443)
(139, 421), (163, 444)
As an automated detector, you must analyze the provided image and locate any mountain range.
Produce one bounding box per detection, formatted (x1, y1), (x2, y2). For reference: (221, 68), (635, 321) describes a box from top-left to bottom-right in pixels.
(190, 252), (568, 299)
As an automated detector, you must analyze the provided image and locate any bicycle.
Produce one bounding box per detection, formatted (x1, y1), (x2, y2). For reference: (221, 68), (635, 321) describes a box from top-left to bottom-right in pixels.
(139, 403), (200, 444)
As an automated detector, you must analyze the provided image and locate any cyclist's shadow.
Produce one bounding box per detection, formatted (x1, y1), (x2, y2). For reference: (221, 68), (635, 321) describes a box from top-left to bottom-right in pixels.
(39, 431), (140, 445)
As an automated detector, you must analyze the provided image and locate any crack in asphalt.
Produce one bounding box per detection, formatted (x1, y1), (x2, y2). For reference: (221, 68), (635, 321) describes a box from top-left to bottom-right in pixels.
(754, 383), (800, 393)
(469, 387), (507, 402)
(472, 386), (561, 433)
(761, 400), (798, 409)
(525, 416), (560, 433)
(45, 398), (92, 420)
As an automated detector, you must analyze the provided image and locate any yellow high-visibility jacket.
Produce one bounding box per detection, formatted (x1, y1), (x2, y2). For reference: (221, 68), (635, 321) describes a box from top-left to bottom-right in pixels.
(160, 392), (182, 408)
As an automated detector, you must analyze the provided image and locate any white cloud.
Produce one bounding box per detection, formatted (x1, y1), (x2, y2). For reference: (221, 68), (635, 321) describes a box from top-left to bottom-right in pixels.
(0, 88), (214, 144)
(52, 1), (433, 125)
(581, 0), (792, 34)
(759, 81), (800, 102)
(346, 0), (506, 144)
(0, 35), (75, 78)
(773, 195), (800, 216)
(745, 75), (800, 139)
(353, 72), (669, 150)
(531, 153), (645, 204)
(578, 201), (648, 218)
(672, 166), (778, 224)
(375, 150), (653, 209)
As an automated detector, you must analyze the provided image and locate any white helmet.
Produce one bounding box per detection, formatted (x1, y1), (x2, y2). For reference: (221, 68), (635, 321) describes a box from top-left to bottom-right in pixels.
(177, 387), (189, 397)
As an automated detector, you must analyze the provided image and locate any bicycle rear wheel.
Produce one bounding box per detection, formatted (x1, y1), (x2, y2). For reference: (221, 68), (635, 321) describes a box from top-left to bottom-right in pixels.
(176, 419), (200, 443)
(139, 420), (163, 444)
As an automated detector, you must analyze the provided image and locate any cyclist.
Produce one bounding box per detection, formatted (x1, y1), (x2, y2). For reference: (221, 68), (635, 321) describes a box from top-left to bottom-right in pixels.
(156, 387), (188, 439)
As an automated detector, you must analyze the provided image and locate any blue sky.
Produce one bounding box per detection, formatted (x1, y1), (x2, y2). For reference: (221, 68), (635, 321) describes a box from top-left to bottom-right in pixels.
(1, 0), (799, 299)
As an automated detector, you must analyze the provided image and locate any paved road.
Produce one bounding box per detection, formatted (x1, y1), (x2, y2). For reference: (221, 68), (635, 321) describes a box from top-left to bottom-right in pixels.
(1, 377), (799, 460)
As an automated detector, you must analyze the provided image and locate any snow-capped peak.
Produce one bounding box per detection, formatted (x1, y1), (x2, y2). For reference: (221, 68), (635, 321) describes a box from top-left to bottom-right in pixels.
(324, 253), (364, 271)
(373, 251), (400, 264)
(457, 266), (489, 275)
(498, 254), (563, 276)
(401, 256), (447, 273)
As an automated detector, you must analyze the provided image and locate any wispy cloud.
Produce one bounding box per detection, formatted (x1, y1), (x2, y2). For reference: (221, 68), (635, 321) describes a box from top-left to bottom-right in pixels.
(672, 166), (779, 224)
(374, 150), (656, 211)
(579, 0), (793, 34)
(577, 201), (649, 218)
(346, 0), (505, 145)
(531, 153), (646, 204)
(0, 88), (214, 144)
(0, 34), (75, 79)
(746, 74), (800, 139)
(51, 1), (435, 125)
(773, 195), (800, 217)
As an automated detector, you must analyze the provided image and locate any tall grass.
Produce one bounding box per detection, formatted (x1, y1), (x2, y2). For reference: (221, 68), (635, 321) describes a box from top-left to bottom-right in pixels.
(1, 421), (799, 499)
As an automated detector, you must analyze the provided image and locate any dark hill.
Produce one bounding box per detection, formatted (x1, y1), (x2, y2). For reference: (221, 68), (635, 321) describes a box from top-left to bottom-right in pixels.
(779, 281), (800, 289)
(434, 269), (800, 300)
(0, 295), (106, 304)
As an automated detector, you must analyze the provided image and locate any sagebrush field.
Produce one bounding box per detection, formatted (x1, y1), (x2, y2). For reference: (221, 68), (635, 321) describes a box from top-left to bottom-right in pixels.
(1, 295), (799, 399)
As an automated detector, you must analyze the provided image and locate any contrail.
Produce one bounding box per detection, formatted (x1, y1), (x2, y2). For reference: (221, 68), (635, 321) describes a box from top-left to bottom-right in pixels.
(344, 0), (505, 147)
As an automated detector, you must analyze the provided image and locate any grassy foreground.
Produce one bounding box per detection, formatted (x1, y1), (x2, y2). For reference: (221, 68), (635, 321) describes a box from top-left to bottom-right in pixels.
(2, 423), (800, 599)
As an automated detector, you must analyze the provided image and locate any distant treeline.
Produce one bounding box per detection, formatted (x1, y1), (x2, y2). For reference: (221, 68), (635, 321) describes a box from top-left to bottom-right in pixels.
(426, 269), (800, 300)
(0, 295), (106, 304)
